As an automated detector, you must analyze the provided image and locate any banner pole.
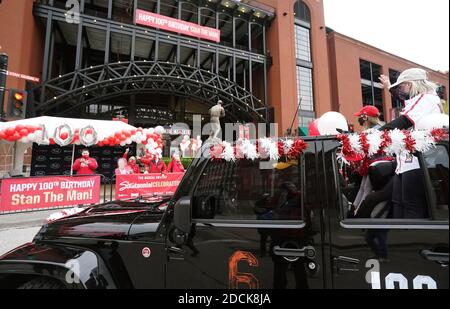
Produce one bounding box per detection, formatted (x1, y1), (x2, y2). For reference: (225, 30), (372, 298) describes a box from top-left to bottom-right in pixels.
(70, 144), (75, 176)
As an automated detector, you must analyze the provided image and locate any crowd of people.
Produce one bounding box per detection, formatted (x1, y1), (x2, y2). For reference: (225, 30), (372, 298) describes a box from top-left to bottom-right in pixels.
(72, 148), (186, 176)
(116, 149), (186, 175)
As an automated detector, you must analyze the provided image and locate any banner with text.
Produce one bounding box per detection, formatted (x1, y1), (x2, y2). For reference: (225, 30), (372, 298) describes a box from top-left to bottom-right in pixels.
(135, 9), (221, 43)
(0, 176), (101, 213)
(115, 173), (184, 200)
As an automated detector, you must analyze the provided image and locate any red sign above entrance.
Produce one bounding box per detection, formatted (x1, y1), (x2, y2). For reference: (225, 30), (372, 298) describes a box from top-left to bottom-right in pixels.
(135, 9), (221, 43)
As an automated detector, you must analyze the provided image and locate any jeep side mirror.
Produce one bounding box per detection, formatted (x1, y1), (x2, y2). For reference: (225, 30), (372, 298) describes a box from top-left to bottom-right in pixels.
(174, 196), (192, 234)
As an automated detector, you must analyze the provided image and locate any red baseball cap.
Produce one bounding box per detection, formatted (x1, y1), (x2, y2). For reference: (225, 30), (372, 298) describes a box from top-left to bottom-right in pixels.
(354, 106), (380, 117)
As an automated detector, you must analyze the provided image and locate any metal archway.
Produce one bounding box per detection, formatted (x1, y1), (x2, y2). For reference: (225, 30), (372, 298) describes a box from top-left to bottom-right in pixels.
(34, 61), (268, 123)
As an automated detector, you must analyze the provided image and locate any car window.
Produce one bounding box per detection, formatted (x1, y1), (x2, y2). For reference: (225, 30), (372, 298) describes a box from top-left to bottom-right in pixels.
(192, 159), (303, 222)
(336, 143), (449, 225)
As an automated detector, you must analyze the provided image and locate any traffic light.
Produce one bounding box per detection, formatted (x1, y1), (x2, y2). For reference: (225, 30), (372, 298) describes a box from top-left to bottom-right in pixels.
(7, 89), (27, 119)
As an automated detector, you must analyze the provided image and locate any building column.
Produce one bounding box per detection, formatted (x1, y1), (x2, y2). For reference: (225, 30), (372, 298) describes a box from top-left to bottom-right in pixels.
(12, 142), (31, 175)
(381, 66), (393, 121)
(129, 94), (136, 125)
(74, 0), (85, 70)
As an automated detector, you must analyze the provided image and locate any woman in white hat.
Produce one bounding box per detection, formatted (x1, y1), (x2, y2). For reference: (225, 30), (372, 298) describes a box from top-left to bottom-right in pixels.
(379, 68), (444, 219)
(380, 68), (443, 130)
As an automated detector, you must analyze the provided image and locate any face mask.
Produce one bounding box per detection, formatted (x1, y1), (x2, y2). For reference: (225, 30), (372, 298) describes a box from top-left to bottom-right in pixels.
(390, 87), (410, 101)
(358, 117), (366, 126)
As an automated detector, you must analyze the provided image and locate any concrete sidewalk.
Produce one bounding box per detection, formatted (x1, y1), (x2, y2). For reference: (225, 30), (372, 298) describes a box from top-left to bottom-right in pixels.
(0, 226), (41, 256)
(0, 210), (57, 256)
(0, 209), (55, 230)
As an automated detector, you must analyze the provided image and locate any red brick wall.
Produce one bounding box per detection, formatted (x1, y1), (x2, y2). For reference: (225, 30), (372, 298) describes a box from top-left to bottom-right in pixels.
(256, 0), (332, 135)
(327, 31), (449, 131)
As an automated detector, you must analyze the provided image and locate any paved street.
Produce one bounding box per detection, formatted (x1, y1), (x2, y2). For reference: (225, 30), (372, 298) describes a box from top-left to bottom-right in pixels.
(0, 210), (54, 256)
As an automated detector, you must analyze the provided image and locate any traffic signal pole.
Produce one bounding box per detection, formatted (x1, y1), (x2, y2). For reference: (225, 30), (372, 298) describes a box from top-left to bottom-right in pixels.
(0, 53), (8, 120)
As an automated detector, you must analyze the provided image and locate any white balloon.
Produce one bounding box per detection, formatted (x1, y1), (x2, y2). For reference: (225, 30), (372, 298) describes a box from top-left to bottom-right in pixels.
(27, 133), (36, 142)
(20, 137), (29, 143)
(155, 126), (165, 135)
(416, 113), (449, 130)
(156, 148), (162, 154)
(126, 138), (132, 144)
(131, 135), (137, 142)
(317, 112), (349, 135)
(120, 142), (126, 146)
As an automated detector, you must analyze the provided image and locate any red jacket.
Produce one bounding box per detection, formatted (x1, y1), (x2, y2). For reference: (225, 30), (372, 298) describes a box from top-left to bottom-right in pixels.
(129, 163), (141, 174)
(73, 157), (98, 175)
(167, 159), (185, 173)
(149, 160), (167, 174)
(123, 152), (141, 174)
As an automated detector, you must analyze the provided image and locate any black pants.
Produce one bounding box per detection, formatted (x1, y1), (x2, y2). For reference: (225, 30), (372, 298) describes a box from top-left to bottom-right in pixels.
(365, 230), (388, 258)
(393, 169), (427, 219)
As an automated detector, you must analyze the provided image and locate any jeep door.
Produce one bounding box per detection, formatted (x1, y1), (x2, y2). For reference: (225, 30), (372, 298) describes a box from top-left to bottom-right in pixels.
(165, 152), (326, 289)
(327, 143), (449, 289)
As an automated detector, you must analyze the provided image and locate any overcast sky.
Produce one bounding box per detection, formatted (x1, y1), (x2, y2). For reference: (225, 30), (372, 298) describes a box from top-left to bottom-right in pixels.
(323, 0), (449, 72)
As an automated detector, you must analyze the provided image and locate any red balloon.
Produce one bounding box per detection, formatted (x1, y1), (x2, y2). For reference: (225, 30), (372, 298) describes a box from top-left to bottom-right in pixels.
(115, 138), (121, 144)
(98, 141), (104, 147)
(85, 128), (93, 135)
(5, 128), (14, 136)
(0, 131), (6, 140)
(131, 129), (137, 135)
(15, 124), (25, 132)
(19, 129), (29, 136)
(49, 138), (55, 145)
(142, 140), (148, 145)
(60, 132), (69, 140)
(120, 134), (127, 141)
(12, 132), (21, 140)
(308, 119), (321, 136)
(114, 132), (122, 139)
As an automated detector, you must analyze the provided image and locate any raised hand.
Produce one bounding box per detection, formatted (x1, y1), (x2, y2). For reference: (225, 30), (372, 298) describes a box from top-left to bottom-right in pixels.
(379, 75), (391, 89)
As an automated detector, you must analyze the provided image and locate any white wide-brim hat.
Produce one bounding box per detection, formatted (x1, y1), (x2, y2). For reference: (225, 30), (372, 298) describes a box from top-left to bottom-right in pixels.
(390, 68), (428, 89)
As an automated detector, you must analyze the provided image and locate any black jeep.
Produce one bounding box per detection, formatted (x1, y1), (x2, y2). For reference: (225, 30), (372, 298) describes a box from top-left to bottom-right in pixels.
(0, 137), (448, 289)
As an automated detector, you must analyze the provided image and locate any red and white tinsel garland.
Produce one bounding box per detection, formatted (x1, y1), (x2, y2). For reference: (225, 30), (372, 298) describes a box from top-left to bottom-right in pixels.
(210, 138), (308, 162)
(337, 128), (448, 165)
